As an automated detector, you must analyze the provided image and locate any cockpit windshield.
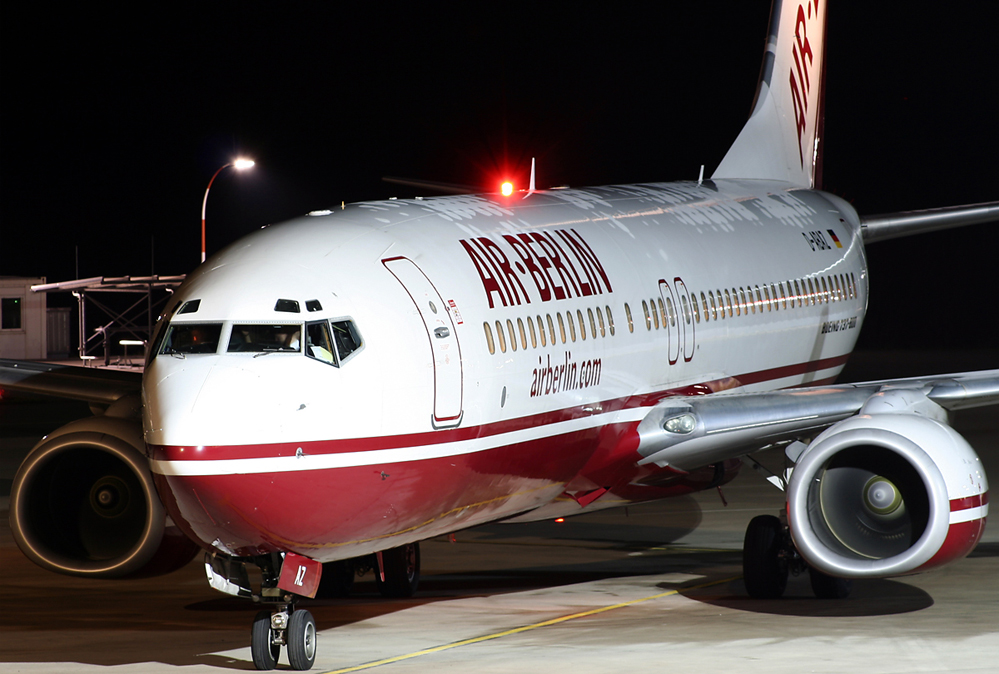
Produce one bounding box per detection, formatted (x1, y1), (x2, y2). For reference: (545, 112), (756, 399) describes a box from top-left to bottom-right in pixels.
(227, 324), (301, 353)
(159, 323), (224, 355)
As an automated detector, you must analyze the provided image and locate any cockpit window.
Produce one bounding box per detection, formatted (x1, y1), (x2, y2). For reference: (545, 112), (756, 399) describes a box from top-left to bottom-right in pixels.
(160, 323), (223, 355)
(227, 324), (301, 353)
(305, 321), (336, 364)
(331, 320), (361, 360)
(177, 299), (201, 315)
(305, 319), (363, 366)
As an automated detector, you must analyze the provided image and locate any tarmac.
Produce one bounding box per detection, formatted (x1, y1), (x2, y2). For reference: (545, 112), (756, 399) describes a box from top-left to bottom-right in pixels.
(1, 351), (996, 673)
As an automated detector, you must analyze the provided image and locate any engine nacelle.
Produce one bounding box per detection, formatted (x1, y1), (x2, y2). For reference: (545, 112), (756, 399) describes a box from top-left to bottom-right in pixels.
(788, 411), (988, 578)
(9, 414), (200, 578)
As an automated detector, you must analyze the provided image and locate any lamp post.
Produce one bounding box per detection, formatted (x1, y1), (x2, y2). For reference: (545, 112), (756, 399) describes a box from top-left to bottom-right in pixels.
(201, 158), (255, 263)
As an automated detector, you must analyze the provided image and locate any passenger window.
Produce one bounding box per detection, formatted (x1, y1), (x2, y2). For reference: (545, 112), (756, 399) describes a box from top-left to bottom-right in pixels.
(596, 307), (605, 337)
(680, 294), (692, 324)
(642, 300), (651, 330)
(527, 316), (537, 348)
(517, 317), (527, 350)
(538, 315), (547, 347)
(507, 319), (518, 351)
(567, 311), (576, 342)
(484, 322), (495, 354)
(724, 289), (733, 317)
(625, 303), (634, 333)
(495, 320), (507, 352)
(606, 305), (616, 336)
(738, 288), (746, 315)
(665, 297), (676, 326)
(548, 314), (557, 344)
(794, 279), (802, 307)
(330, 320), (361, 361)
(763, 285), (771, 311)
(305, 321), (336, 365)
(577, 309), (587, 340)
(589, 308), (598, 338)
(691, 293), (700, 323)
(658, 298), (667, 328)
(700, 292), (709, 321)
(650, 299), (660, 329)
(709, 291), (718, 320)
(557, 313), (566, 344)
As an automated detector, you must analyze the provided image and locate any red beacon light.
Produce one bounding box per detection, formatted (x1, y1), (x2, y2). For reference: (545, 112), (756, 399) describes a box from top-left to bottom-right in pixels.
(500, 181), (514, 196)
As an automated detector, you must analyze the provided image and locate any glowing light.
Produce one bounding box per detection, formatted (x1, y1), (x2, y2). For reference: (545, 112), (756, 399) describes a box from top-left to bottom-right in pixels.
(501, 181), (514, 196)
(234, 158), (256, 170)
(554, 518), (565, 523)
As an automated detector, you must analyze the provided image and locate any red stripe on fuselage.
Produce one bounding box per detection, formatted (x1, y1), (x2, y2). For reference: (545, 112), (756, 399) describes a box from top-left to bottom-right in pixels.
(149, 353), (850, 463)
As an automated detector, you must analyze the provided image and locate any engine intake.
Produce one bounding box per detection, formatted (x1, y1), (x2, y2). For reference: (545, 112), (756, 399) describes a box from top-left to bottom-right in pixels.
(10, 415), (199, 578)
(788, 413), (987, 578)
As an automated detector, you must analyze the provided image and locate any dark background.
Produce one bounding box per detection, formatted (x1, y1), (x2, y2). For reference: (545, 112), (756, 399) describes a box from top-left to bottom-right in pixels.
(2, 3), (997, 348)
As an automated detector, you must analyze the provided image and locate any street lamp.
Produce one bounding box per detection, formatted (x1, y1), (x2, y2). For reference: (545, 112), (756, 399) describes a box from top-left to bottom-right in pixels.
(201, 158), (255, 263)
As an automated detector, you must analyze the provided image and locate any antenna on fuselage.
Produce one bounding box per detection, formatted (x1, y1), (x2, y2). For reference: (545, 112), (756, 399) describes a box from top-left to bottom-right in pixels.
(698, 164), (704, 185)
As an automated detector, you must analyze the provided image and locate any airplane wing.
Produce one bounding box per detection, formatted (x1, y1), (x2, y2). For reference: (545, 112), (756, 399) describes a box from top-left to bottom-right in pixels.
(0, 358), (141, 405)
(635, 369), (999, 472)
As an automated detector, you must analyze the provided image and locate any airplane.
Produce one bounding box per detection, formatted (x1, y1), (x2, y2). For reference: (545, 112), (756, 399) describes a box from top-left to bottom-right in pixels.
(2, 0), (997, 670)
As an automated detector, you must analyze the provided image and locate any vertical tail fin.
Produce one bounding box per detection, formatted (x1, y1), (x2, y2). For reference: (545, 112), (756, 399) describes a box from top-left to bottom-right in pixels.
(712, 0), (828, 188)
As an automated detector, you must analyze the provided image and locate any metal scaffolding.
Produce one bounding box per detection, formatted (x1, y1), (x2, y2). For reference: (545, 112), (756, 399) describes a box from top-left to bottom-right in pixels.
(31, 275), (186, 366)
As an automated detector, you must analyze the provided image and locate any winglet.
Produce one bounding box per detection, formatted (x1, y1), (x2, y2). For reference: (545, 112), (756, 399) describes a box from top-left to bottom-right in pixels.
(712, 0), (828, 188)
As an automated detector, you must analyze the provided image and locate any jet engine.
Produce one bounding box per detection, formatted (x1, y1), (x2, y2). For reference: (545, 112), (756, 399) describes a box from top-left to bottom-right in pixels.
(787, 408), (988, 579)
(9, 413), (200, 578)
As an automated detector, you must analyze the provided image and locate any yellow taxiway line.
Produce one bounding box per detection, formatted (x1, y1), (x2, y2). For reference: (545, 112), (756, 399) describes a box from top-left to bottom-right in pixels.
(322, 575), (740, 673)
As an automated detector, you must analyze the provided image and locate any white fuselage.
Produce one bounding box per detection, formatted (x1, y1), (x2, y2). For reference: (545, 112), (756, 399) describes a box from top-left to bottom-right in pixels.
(143, 179), (868, 560)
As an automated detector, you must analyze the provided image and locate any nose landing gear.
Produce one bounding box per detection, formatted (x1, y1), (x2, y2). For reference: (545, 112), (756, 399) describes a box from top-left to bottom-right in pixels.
(251, 607), (317, 671)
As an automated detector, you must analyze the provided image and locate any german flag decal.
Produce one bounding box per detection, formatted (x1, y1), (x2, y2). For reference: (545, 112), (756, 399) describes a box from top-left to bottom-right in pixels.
(827, 230), (843, 248)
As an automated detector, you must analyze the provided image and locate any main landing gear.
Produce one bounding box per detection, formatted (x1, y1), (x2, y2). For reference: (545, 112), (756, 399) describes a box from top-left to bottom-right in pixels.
(742, 514), (853, 600)
(207, 543), (422, 671)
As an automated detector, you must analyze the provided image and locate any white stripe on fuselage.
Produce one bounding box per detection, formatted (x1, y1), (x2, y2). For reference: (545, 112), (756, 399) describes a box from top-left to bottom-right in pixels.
(150, 405), (649, 476)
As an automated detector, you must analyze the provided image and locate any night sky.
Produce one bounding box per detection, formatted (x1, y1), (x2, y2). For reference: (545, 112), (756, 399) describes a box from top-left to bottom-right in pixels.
(2, 3), (997, 349)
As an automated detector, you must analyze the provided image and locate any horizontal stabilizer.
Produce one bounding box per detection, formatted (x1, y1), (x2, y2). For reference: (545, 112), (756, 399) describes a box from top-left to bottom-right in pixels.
(861, 201), (999, 243)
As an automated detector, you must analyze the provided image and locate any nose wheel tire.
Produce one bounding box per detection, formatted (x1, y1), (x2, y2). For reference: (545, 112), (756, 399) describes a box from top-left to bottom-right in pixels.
(287, 609), (317, 670)
(743, 515), (789, 599)
(251, 610), (281, 670)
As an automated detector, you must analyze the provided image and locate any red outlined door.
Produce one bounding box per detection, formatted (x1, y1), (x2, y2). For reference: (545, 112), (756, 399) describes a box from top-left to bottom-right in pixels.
(383, 257), (463, 427)
(658, 280), (680, 365)
(673, 276), (695, 362)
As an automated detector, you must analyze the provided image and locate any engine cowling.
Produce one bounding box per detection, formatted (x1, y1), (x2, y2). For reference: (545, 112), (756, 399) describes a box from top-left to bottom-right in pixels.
(788, 410), (988, 578)
(10, 414), (200, 578)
